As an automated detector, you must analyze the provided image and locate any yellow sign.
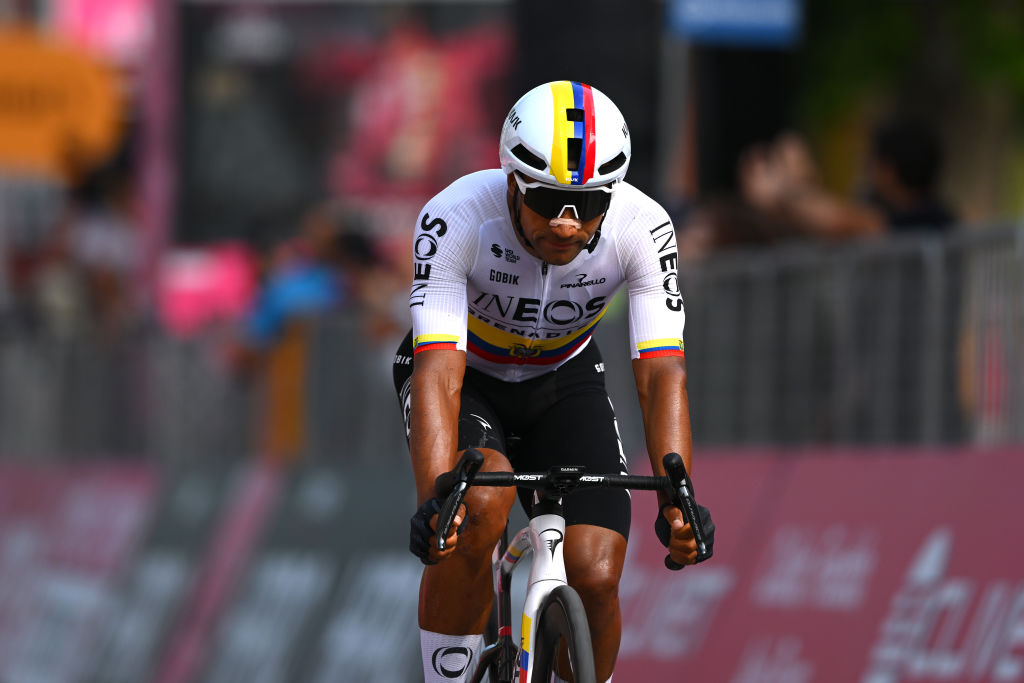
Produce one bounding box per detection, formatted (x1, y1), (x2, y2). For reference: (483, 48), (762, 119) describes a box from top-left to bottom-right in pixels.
(0, 25), (123, 181)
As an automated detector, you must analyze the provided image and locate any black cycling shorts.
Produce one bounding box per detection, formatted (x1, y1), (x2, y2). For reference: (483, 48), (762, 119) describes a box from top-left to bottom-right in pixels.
(393, 330), (631, 539)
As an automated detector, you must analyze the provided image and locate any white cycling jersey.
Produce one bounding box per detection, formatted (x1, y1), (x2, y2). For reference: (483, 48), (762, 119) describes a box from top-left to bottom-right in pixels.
(409, 169), (684, 382)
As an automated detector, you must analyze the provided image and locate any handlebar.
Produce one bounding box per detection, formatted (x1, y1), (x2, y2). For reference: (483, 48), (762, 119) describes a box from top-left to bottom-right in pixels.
(433, 448), (712, 568)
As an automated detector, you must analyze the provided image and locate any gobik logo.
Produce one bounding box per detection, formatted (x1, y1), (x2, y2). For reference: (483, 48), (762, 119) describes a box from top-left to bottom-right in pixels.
(432, 646), (473, 679)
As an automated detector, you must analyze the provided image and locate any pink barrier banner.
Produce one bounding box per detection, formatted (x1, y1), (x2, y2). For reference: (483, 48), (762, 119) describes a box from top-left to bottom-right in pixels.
(0, 463), (157, 682)
(154, 463), (284, 683)
(616, 448), (1024, 683)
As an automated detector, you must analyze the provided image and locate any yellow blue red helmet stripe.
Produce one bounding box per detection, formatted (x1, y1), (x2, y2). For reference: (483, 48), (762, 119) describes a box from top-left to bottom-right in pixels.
(548, 81), (596, 186)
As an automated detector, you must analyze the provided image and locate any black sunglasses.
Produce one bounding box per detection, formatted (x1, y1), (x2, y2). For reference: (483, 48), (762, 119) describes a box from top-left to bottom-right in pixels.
(522, 186), (611, 222)
(517, 181), (613, 222)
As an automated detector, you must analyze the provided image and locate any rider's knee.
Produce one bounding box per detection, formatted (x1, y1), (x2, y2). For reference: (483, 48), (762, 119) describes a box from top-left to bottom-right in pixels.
(457, 448), (516, 557)
(568, 562), (621, 605)
(563, 527), (626, 606)
(460, 486), (515, 553)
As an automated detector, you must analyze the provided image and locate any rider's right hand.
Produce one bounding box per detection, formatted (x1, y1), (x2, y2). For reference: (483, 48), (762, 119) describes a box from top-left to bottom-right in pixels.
(409, 498), (465, 565)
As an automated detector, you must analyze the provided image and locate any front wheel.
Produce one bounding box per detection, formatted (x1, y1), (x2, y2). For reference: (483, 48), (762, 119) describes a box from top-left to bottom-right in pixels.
(529, 585), (596, 683)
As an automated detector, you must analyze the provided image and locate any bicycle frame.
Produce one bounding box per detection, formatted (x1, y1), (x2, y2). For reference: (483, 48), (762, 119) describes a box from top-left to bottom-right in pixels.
(473, 497), (570, 682)
(433, 450), (713, 682)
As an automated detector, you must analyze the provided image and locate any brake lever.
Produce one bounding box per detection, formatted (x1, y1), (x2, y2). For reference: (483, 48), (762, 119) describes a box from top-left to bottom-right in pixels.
(434, 448), (484, 551)
(662, 452), (711, 570)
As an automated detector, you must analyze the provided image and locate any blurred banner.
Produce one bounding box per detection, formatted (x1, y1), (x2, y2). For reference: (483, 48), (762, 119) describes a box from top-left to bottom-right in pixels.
(667, 0), (803, 47)
(89, 463), (241, 683)
(51, 0), (155, 67)
(618, 447), (1024, 682)
(0, 25), (123, 181)
(176, 3), (511, 247)
(0, 463), (157, 682)
(1, 448), (1021, 682)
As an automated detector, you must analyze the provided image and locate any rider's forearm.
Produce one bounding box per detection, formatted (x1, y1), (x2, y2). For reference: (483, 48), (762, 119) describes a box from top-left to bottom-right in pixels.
(409, 349), (466, 505)
(633, 357), (694, 494)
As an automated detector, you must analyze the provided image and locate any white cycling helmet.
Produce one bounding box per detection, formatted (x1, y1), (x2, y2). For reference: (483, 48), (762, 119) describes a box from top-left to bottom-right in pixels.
(499, 80), (631, 189)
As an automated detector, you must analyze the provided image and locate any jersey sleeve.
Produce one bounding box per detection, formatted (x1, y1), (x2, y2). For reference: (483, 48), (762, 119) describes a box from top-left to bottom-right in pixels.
(617, 206), (686, 360)
(408, 189), (479, 354)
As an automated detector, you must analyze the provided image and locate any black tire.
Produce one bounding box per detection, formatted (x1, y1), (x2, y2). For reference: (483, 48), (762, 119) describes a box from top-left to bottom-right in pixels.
(529, 585), (596, 683)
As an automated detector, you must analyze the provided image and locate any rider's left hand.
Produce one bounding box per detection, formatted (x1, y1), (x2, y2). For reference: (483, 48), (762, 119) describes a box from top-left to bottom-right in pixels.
(655, 502), (715, 567)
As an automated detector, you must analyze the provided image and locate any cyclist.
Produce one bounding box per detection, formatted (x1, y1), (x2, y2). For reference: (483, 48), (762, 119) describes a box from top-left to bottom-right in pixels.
(393, 80), (715, 683)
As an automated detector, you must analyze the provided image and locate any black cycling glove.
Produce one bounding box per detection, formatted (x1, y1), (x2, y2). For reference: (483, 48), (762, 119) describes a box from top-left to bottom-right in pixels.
(410, 498), (442, 565)
(410, 497), (469, 565)
(655, 502), (716, 565)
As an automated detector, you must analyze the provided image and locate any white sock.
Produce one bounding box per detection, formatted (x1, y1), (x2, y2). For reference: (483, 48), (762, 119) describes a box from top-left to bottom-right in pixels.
(420, 630), (482, 682)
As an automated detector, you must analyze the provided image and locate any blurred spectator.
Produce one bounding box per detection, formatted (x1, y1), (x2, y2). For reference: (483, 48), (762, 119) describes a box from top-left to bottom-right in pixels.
(66, 155), (144, 334)
(677, 115), (957, 262)
(238, 207), (346, 355)
(227, 201), (407, 463)
(737, 118), (965, 443)
(677, 196), (799, 262)
(0, 3), (128, 332)
(739, 117), (956, 241)
(14, 218), (84, 338)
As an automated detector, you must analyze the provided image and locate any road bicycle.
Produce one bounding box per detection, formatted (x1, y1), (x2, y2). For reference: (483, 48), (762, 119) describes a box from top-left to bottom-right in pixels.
(433, 448), (712, 683)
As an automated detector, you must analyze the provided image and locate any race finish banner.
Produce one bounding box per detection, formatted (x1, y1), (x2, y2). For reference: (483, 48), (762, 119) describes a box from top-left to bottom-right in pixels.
(617, 447), (1024, 683)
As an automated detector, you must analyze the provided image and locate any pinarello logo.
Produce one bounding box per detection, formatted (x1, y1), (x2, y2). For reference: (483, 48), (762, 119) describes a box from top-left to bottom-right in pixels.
(561, 273), (607, 288)
(432, 646), (473, 678)
(540, 529), (564, 559)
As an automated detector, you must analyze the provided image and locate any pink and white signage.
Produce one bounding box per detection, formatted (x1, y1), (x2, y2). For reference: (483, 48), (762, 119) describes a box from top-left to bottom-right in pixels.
(617, 448), (1024, 683)
(51, 0), (153, 66)
(0, 463), (157, 681)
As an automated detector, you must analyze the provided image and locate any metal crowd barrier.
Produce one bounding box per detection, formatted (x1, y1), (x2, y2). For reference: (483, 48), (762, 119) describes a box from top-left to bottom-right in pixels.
(666, 224), (1024, 446)
(0, 311), (408, 464)
(0, 225), (1021, 463)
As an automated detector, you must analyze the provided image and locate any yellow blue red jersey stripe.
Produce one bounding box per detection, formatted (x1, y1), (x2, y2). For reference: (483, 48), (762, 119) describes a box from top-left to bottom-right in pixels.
(466, 306), (607, 365)
(637, 338), (684, 359)
(413, 333), (459, 354)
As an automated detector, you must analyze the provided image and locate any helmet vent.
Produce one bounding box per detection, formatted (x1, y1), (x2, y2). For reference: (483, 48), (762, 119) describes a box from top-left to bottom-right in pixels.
(566, 108), (584, 122)
(511, 144), (546, 171)
(598, 152), (627, 175)
(566, 138), (582, 171)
